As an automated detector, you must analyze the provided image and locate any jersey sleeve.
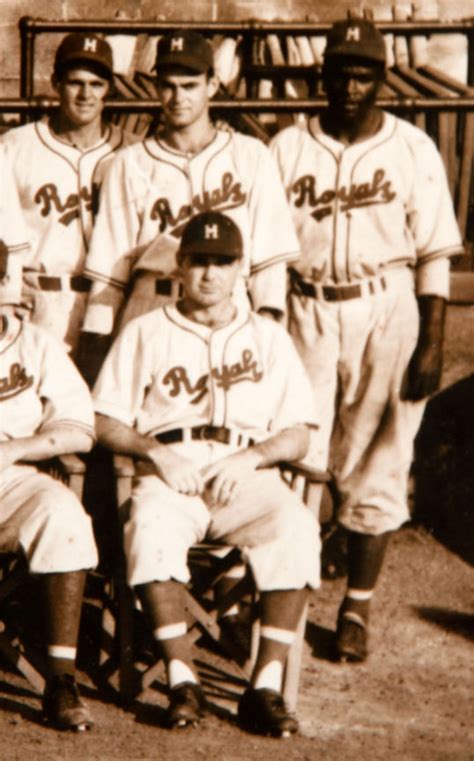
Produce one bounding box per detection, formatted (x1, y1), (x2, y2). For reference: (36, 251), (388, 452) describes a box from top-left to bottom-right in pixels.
(92, 318), (154, 427)
(82, 149), (142, 334)
(0, 145), (30, 256)
(36, 330), (96, 440)
(406, 131), (464, 265)
(265, 323), (318, 432)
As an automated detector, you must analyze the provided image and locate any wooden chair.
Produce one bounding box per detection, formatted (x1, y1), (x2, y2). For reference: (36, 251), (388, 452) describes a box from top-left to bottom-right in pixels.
(99, 455), (330, 713)
(0, 454), (86, 694)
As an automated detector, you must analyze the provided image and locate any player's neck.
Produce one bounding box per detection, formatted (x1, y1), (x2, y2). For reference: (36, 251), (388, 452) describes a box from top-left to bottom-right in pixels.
(160, 117), (216, 157)
(322, 107), (383, 145)
(51, 114), (106, 151)
(177, 298), (236, 329)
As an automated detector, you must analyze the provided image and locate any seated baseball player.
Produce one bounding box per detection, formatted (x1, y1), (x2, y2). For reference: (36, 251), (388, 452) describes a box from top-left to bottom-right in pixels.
(0, 243), (98, 731)
(93, 211), (320, 737)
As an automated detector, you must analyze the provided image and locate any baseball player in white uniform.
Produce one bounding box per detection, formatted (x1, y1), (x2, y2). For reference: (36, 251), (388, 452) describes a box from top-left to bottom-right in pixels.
(0, 238), (98, 731)
(1, 33), (138, 354)
(93, 211), (320, 737)
(78, 29), (299, 386)
(270, 19), (464, 662)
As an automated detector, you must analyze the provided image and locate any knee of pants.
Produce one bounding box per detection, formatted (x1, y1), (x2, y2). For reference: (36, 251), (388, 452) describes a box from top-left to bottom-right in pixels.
(20, 486), (98, 574)
(124, 498), (207, 586)
(245, 506), (321, 591)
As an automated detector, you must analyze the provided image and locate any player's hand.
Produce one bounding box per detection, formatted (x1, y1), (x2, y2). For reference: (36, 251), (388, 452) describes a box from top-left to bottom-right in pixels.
(148, 446), (205, 496)
(0, 523), (20, 554)
(402, 295), (446, 402)
(403, 340), (443, 401)
(202, 449), (262, 509)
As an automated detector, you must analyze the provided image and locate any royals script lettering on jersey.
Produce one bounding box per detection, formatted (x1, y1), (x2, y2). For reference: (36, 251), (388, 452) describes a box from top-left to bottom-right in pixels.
(35, 182), (100, 227)
(163, 349), (263, 404)
(0, 362), (34, 401)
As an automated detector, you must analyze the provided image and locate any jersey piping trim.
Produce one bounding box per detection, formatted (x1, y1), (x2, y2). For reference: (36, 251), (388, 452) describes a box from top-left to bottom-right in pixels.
(416, 245), (465, 264)
(153, 129), (225, 161)
(250, 250), (300, 274)
(0, 318), (23, 355)
(82, 268), (127, 289)
(219, 311), (252, 428)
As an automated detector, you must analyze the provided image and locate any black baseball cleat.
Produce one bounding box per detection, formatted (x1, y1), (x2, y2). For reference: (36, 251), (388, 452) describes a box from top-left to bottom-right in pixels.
(42, 674), (93, 731)
(238, 687), (298, 738)
(166, 682), (206, 728)
(336, 611), (368, 662)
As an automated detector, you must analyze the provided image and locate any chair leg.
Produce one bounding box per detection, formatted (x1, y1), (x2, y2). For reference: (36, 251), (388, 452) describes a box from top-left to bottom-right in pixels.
(0, 628), (45, 694)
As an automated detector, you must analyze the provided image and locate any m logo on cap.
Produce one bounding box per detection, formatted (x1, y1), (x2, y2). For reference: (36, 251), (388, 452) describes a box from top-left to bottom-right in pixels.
(345, 27), (361, 42)
(170, 37), (184, 52)
(83, 37), (98, 52)
(204, 224), (219, 240)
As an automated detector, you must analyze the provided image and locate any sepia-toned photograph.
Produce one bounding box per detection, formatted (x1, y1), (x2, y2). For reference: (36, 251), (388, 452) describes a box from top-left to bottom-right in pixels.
(0, 1), (473, 759)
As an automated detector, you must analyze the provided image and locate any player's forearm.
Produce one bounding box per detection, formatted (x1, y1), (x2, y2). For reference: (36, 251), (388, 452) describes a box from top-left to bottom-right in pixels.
(95, 413), (159, 461)
(1, 426), (94, 465)
(416, 295), (446, 349)
(251, 424), (310, 468)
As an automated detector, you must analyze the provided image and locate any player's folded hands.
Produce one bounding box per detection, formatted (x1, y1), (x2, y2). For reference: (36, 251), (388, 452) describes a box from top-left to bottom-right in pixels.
(202, 449), (262, 509)
(149, 446), (205, 495)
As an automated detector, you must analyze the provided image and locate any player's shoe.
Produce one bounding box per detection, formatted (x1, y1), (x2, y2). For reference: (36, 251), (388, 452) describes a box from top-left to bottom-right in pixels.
(42, 674), (93, 731)
(238, 687), (298, 738)
(166, 682), (206, 728)
(336, 611), (368, 662)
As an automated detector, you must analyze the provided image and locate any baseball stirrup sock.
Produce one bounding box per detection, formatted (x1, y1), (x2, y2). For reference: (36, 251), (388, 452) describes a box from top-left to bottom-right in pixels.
(254, 660), (283, 692)
(168, 658), (198, 688)
(47, 645), (76, 660)
(346, 588), (374, 601)
(153, 622), (187, 641)
(260, 625), (296, 645)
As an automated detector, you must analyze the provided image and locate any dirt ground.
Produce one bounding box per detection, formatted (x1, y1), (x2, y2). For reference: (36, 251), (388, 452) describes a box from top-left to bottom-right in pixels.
(1, 305), (473, 761)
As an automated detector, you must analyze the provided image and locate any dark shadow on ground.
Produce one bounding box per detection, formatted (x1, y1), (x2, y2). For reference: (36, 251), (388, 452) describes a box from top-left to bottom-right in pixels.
(305, 621), (336, 662)
(413, 373), (474, 566)
(414, 606), (474, 643)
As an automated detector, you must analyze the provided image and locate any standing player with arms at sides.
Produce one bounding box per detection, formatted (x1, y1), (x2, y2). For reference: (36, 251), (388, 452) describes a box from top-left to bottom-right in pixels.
(270, 18), (464, 662)
(93, 212), (320, 737)
(77, 29), (299, 387)
(1, 33), (139, 354)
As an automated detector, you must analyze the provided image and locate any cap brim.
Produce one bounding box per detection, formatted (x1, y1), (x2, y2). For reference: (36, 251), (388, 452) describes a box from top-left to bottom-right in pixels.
(56, 52), (113, 77)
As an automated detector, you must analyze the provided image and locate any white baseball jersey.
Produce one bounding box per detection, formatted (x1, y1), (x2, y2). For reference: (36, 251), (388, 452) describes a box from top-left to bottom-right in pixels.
(0, 316), (95, 445)
(1, 117), (138, 276)
(0, 145), (30, 260)
(93, 304), (317, 440)
(0, 315), (97, 573)
(82, 129), (300, 334)
(270, 112), (463, 289)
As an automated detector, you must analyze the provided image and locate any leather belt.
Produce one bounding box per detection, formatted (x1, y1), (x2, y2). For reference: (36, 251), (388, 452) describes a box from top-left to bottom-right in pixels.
(289, 269), (387, 302)
(34, 274), (91, 293)
(155, 278), (183, 297)
(155, 426), (255, 447)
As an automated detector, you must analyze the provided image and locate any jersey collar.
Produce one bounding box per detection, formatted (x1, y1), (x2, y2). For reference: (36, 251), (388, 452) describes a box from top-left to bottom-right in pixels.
(163, 301), (249, 340)
(308, 111), (395, 154)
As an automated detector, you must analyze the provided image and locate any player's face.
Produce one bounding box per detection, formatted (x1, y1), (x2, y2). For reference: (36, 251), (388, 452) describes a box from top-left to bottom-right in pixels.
(157, 70), (218, 129)
(55, 67), (110, 127)
(179, 253), (241, 307)
(323, 59), (383, 123)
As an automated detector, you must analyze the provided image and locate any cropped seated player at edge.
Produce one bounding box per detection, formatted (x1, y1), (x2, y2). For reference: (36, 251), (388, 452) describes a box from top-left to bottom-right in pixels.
(77, 29), (300, 387)
(270, 18), (464, 662)
(93, 211), (321, 737)
(0, 202), (98, 731)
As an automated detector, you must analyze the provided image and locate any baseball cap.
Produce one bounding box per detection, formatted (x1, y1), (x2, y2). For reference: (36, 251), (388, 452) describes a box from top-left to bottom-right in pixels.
(0, 241), (23, 306)
(54, 33), (114, 79)
(155, 30), (214, 74)
(324, 19), (386, 64)
(179, 212), (243, 259)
